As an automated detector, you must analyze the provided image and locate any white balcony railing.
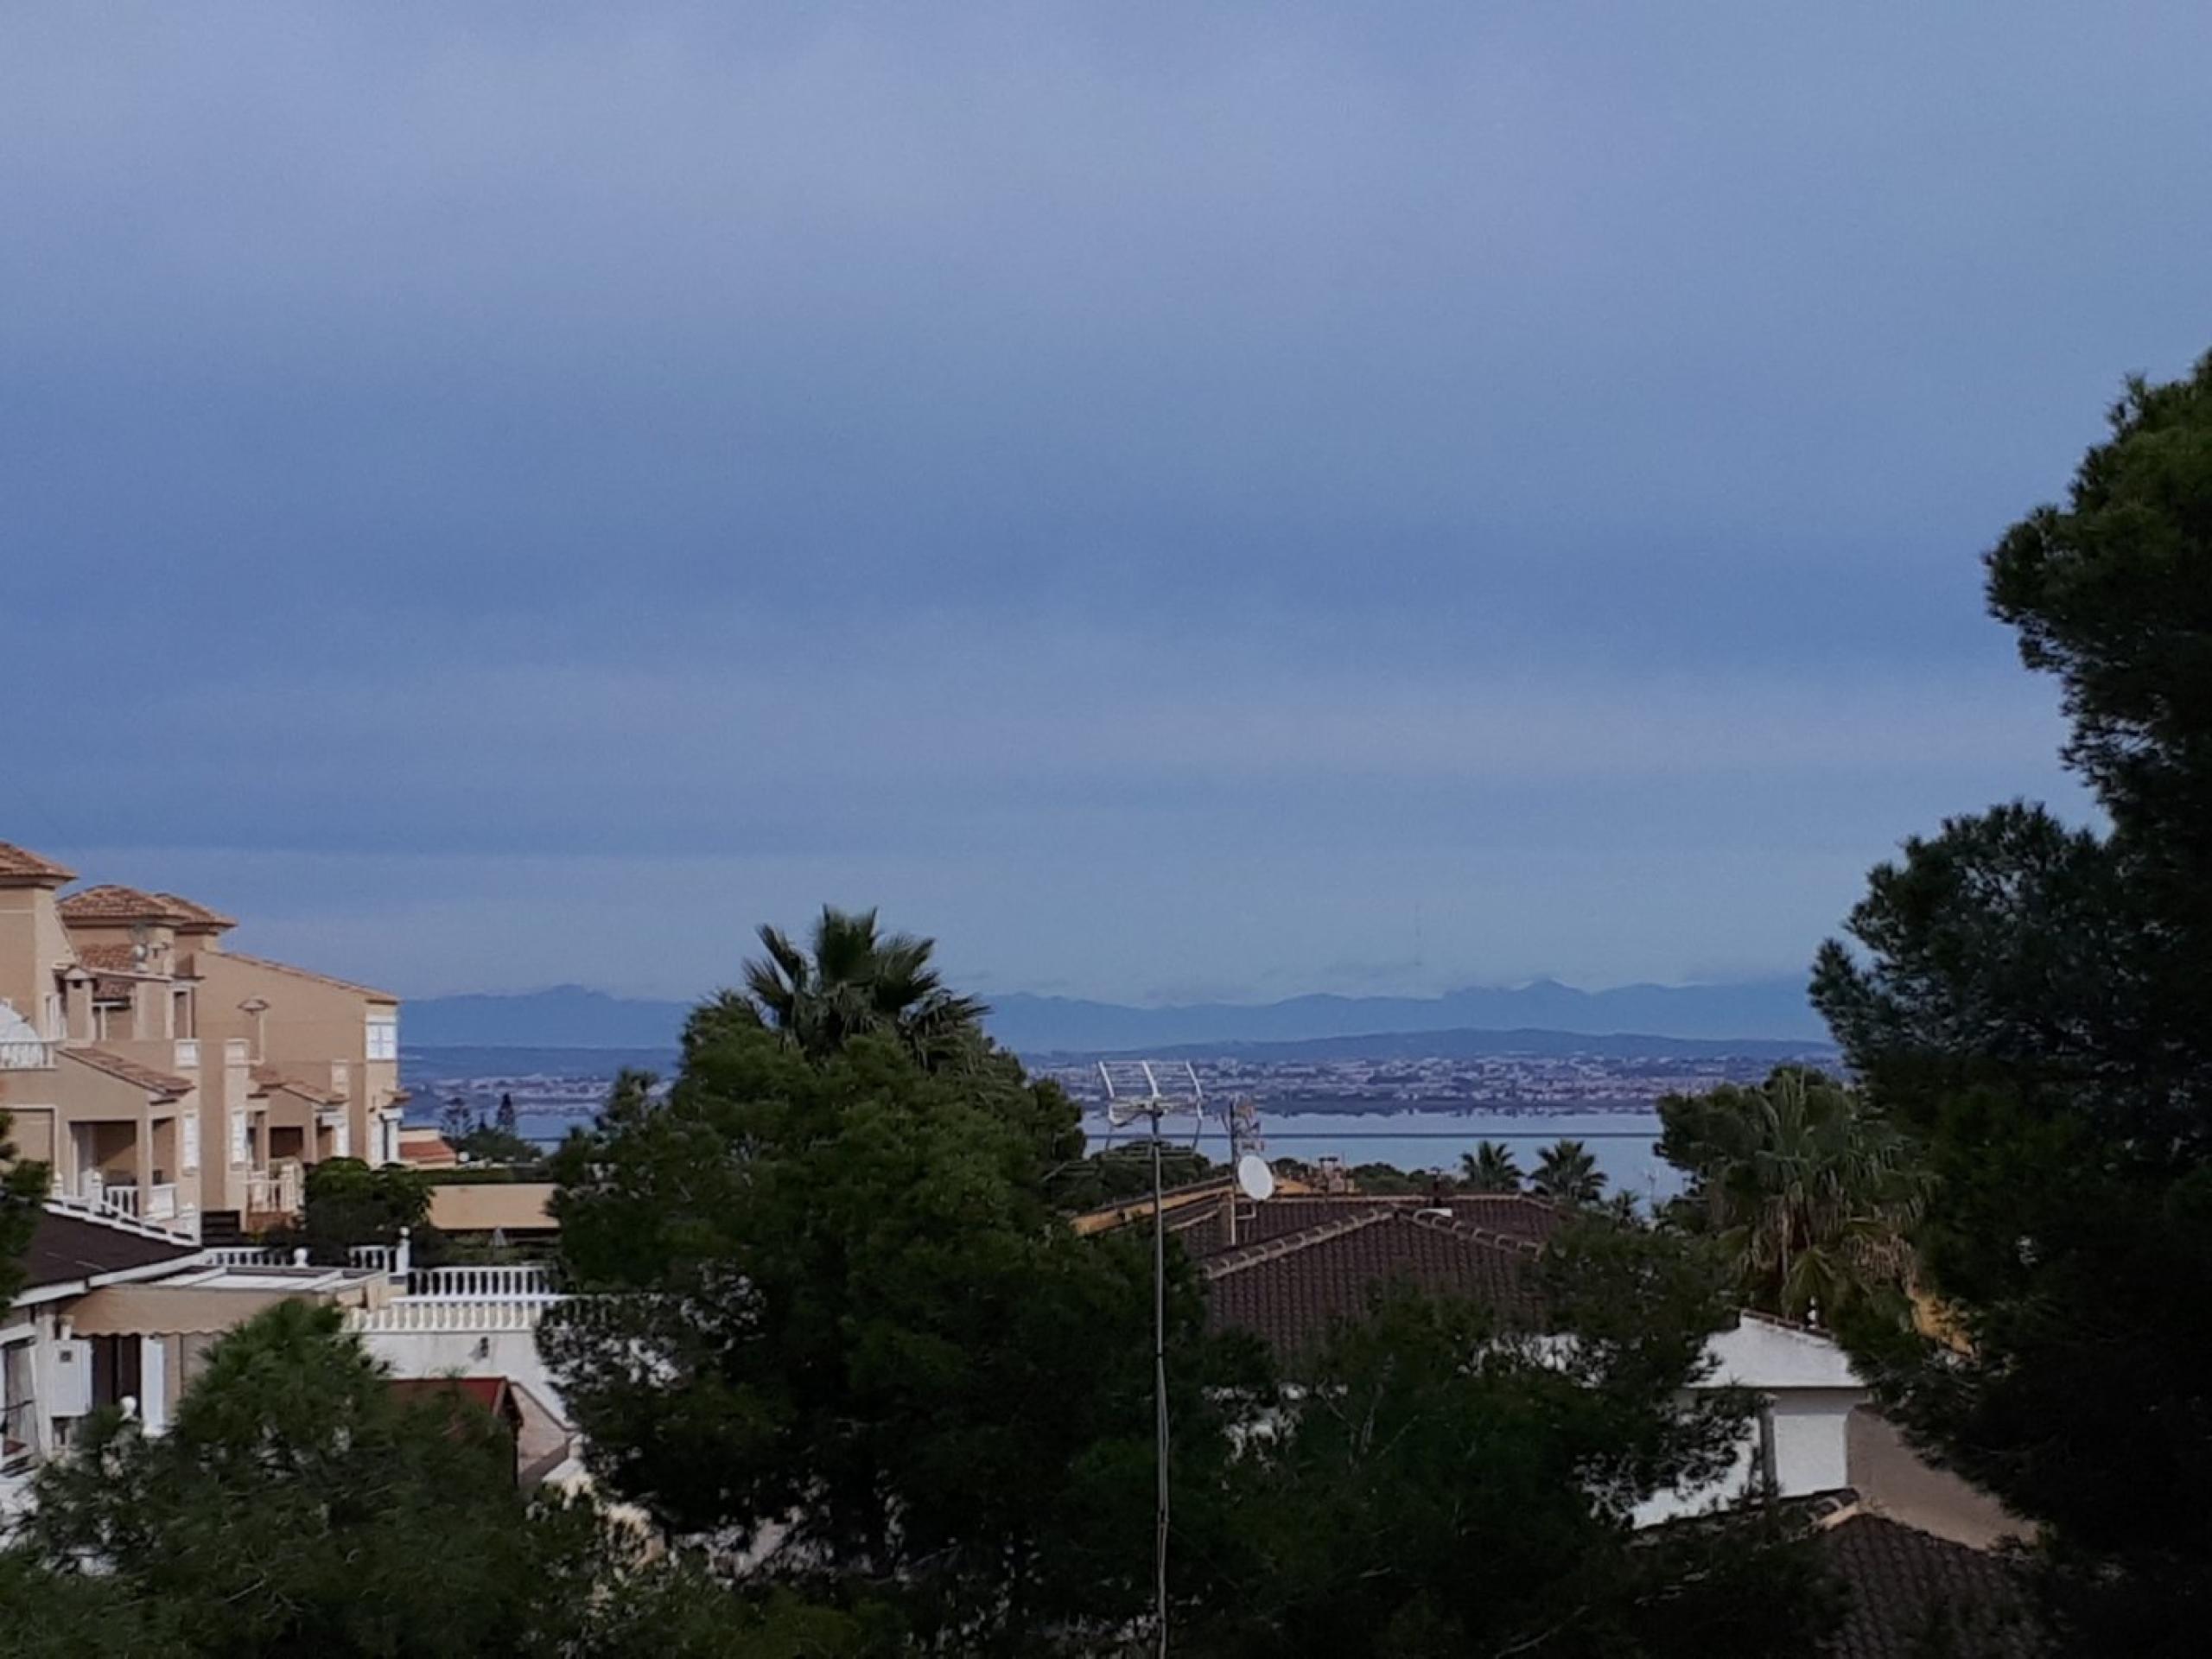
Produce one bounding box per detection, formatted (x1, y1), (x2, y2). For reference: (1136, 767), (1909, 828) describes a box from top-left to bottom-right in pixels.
(144, 1185), (177, 1222)
(0, 1038), (56, 1071)
(245, 1161), (302, 1217)
(347, 1298), (559, 1334)
(405, 1264), (556, 1300)
(174, 1039), (200, 1070)
(90, 1180), (140, 1219)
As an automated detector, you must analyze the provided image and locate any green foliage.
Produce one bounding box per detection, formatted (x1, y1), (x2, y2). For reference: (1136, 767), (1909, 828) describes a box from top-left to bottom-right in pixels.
(1814, 353), (2212, 1652)
(0, 1104), (48, 1310)
(0, 1300), (750, 1656)
(1459, 1137), (1523, 1192)
(1046, 1140), (1218, 1212)
(692, 904), (992, 1073)
(454, 1122), (541, 1165)
(1185, 1225), (1834, 1658)
(543, 1020), (1246, 1651)
(265, 1157), (447, 1267)
(1656, 1067), (1923, 1325)
(1532, 1137), (1606, 1205)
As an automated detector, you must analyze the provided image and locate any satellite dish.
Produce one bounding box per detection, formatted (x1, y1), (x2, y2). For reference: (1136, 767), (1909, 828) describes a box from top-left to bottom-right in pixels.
(1236, 1153), (1276, 1202)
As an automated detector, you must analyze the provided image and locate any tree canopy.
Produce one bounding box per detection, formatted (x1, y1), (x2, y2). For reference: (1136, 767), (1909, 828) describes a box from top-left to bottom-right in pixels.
(689, 905), (991, 1073)
(542, 1020), (1242, 1651)
(0, 1300), (754, 1657)
(0, 1102), (46, 1310)
(1656, 1067), (1922, 1325)
(1813, 352), (2212, 1652)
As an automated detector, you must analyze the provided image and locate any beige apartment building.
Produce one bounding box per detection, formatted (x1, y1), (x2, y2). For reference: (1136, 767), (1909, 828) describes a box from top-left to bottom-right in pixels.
(0, 839), (405, 1241)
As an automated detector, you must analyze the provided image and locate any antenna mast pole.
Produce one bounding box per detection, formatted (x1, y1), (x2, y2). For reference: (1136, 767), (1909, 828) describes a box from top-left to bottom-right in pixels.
(1152, 1121), (1169, 1659)
(1097, 1058), (1200, 1659)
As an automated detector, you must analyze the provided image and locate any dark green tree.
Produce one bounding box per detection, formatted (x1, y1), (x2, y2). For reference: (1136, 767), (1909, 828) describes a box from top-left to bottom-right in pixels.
(1185, 1224), (1835, 1658)
(267, 1156), (447, 1267)
(1532, 1138), (1606, 1205)
(1, 1102), (48, 1310)
(1813, 353), (2212, 1651)
(691, 905), (989, 1071)
(1459, 1138), (1523, 1192)
(0, 1300), (753, 1656)
(542, 1018), (1254, 1652)
(1656, 1067), (1923, 1325)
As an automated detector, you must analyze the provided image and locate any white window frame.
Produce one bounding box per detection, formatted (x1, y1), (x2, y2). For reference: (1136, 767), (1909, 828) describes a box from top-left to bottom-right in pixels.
(181, 1114), (200, 1174)
(365, 1017), (398, 1062)
(229, 1110), (249, 1167)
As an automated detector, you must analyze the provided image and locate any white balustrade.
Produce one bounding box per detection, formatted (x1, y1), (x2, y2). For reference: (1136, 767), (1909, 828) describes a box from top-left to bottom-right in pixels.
(347, 1245), (397, 1273)
(0, 1039), (55, 1071)
(144, 1185), (177, 1221)
(174, 1039), (200, 1070)
(95, 1183), (140, 1219)
(203, 1246), (289, 1267)
(404, 1263), (556, 1300)
(346, 1297), (558, 1334)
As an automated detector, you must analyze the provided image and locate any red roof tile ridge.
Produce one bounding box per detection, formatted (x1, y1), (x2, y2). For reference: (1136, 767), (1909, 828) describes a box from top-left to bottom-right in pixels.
(64, 1046), (193, 1097)
(1402, 1206), (1547, 1258)
(0, 841), (77, 882)
(1201, 1206), (1395, 1280)
(58, 885), (194, 923)
(213, 949), (397, 1002)
(151, 891), (237, 929)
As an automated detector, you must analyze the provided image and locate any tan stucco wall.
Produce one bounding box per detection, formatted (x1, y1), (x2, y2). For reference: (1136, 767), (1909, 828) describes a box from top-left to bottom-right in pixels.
(429, 1182), (558, 1234)
(0, 886), (73, 1030)
(194, 951), (399, 1164)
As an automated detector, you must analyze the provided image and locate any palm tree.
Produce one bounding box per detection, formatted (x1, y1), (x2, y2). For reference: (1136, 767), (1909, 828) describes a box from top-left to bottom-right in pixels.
(719, 906), (988, 1071)
(1531, 1140), (1605, 1205)
(1658, 1067), (1923, 1324)
(1459, 1140), (1524, 1192)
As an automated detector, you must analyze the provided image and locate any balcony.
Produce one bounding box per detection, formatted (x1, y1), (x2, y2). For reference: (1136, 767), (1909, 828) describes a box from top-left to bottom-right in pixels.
(245, 1160), (303, 1218)
(174, 1039), (200, 1070)
(0, 1037), (55, 1071)
(145, 1184), (178, 1223)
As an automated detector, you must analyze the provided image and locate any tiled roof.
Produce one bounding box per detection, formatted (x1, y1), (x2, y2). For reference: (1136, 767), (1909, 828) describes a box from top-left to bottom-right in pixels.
(212, 949), (397, 1003)
(250, 1064), (345, 1105)
(153, 892), (237, 930)
(73, 942), (155, 975)
(1203, 1205), (1542, 1359)
(0, 841), (76, 884)
(18, 1207), (201, 1292)
(58, 884), (197, 925)
(1820, 1512), (2044, 1658)
(1163, 1192), (1564, 1264)
(62, 1046), (193, 1098)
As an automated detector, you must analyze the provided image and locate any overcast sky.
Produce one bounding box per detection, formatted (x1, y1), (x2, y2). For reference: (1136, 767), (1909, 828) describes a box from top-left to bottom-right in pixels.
(3, 3), (2203, 1004)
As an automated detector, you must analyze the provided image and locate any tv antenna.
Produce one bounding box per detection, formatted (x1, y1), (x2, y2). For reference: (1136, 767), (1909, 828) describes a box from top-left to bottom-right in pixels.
(1098, 1059), (1204, 1659)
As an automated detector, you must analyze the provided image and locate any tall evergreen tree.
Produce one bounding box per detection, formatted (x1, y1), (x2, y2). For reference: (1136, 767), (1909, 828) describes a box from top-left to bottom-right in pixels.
(1813, 353), (2212, 1651)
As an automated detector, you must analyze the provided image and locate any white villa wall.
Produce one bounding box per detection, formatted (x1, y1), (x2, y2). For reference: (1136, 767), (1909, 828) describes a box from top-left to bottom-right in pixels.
(354, 1315), (568, 1421)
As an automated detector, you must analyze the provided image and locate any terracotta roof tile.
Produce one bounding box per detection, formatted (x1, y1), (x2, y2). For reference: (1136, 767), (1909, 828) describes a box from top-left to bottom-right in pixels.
(62, 1046), (194, 1098)
(1820, 1512), (2045, 1658)
(1202, 1205), (1542, 1360)
(73, 942), (154, 975)
(153, 892), (236, 930)
(212, 949), (397, 1003)
(1163, 1192), (1565, 1263)
(58, 885), (194, 925)
(0, 841), (76, 883)
(250, 1063), (346, 1106)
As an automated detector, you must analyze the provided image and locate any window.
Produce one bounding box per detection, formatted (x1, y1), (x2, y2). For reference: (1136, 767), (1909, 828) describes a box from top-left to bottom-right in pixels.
(181, 1114), (200, 1174)
(229, 1111), (248, 1167)
(365, 1017), (397, 1062)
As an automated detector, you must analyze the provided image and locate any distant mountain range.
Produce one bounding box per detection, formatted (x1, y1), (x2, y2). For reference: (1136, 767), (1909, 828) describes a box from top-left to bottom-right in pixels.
(401, 976), (1828, 1055)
